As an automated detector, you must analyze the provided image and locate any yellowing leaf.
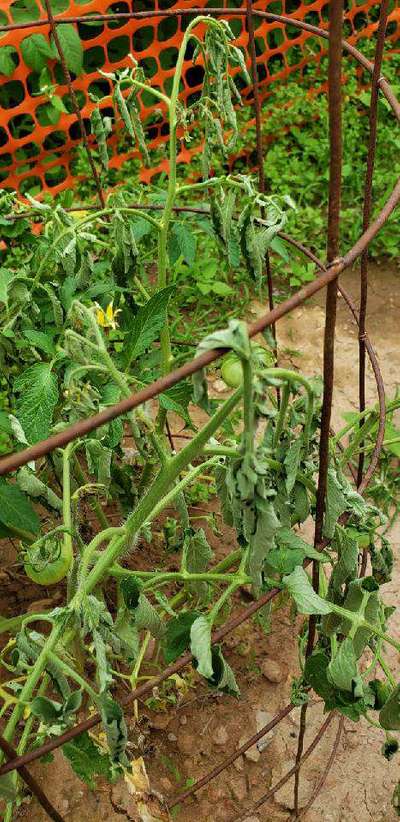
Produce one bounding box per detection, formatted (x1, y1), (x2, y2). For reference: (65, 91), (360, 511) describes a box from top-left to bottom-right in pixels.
(125, 757), (150, 797)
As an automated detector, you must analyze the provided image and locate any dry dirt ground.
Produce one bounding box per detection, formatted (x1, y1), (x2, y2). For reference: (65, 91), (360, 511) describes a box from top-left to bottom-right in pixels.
(5, 261), (400, 822)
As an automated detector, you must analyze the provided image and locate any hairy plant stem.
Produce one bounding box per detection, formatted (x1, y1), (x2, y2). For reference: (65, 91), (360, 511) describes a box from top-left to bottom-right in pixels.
(63, 444), (73, 555)
(73, 456), (110, 530)
(155, 15), (222, 433)
(242, 358), (255, 455)
(333, 397), (400, 444)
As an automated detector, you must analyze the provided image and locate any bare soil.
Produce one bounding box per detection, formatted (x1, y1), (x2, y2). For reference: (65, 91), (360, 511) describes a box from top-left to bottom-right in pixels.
(3, 261), (400, 822)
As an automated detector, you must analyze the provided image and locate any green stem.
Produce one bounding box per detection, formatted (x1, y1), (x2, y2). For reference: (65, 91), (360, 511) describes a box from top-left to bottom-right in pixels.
(242, 357), (254, 455)
(360, 436), (400, 455)
(1, 619), (67, 754)
(209, 580), (242, 625)
(340, 415), (379, 466)
(73, 455), (110, 530)
(79, 527), (125, 583)
(333, 398), (400, 444)
(176, 176), (226, 196)
(142, 571), (249, 589)
(274, 382), (290, 447)
(328, 601), (400, 656)
(131, 80), (170, 107)
(133, 276), (151, 301)
(129, 631), (151, 692)
(5, 676), (49, 820)
(143, 457), (219, 527)
(110, 547), (242, 581)
(47, 651), (98, 701)
(155, 15), (221, 427)
(63, 445), (74, 598)
(378, 651), (397, 689)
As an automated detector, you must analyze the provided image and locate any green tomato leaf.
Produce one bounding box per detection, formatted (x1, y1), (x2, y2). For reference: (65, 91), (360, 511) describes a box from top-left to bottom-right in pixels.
(119, 578), (163, 639)
(62, 731), (112, 790)
(323, 467), (347, 539)
(282, 566), (333, 615)
(266, 545), (305, 575)
(85, 440), (112, 487)
(120, 575), (142, 610)
(135, 594), (164, 640)
(327, 637), (358, 692)
(190, 614), (213, 679)
(247, 498), (280, 596)
(380, 685), (400, 731)
(163, 610), (200, 664)
(30, 695), (62, 723)
(21, 33), (55, 72)
(168, 222), (197, 266)
(98, 695), (127, 764)
(17, 466), (62, 512)
(195, 318), (251, 362)
(22, 329), (55, 355)
(284, 436), (302, 494)
(14, 363), (58, 444)
(184, 528), (214, 600)
(0, 479), (40, 536)
(93, 629), (113, 693)
(276, 527), (329, 563)
(0, 774), (19, 802)
(123, 286), (175, 367)
(0, 47), (17, 77)
(207, 645), (240, 696)
(53, 24), (83, 75)
(304, 650), (337, 704)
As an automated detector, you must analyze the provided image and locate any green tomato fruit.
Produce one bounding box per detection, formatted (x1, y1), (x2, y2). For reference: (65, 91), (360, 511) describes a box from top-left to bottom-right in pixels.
(221, 344), (274, 388)
(221, 354), (243, 388)
(24, 539), (72, 586)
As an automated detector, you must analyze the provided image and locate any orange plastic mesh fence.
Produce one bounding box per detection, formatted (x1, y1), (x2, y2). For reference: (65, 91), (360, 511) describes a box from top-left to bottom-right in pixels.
(0, 0), (399, 198)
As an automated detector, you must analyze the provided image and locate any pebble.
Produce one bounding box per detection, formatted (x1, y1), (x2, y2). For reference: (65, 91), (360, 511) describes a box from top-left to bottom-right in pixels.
(261, 659), (284, 683)
(213, 725), (229, 746)
(230, 776), (248, 802)
(177, 731), (195, 755)
(239, 735), (260, 763)
(255, 710), (276, 753)
(167, 733), (177, 742)
(213, 379), (228, 393)
(150, 713), (170, 730)
(61, 799), (69, 812)
(179, 714), (188, 726)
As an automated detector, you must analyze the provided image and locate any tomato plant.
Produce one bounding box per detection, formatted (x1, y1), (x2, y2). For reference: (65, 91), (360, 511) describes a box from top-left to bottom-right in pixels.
(0, 15), (399, 821)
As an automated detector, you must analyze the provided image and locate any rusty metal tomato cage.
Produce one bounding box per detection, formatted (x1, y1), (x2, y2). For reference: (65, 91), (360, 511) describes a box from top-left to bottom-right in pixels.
(0, 2), (399, 821)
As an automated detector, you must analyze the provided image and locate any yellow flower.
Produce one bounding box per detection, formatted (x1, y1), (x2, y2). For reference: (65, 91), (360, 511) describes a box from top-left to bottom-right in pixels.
(70, 209), (89, 221)
(95, 300), (121, 331)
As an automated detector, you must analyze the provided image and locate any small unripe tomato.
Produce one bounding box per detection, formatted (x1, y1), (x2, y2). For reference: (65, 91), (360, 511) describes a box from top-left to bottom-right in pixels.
(221, 353), (243, 388)
(220, 343), (275, 388)
(24, 538), (72, 586)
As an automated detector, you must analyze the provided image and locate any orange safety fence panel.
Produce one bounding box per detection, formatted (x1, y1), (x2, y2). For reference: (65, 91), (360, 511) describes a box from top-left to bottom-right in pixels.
(0, 0), (399, 198)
